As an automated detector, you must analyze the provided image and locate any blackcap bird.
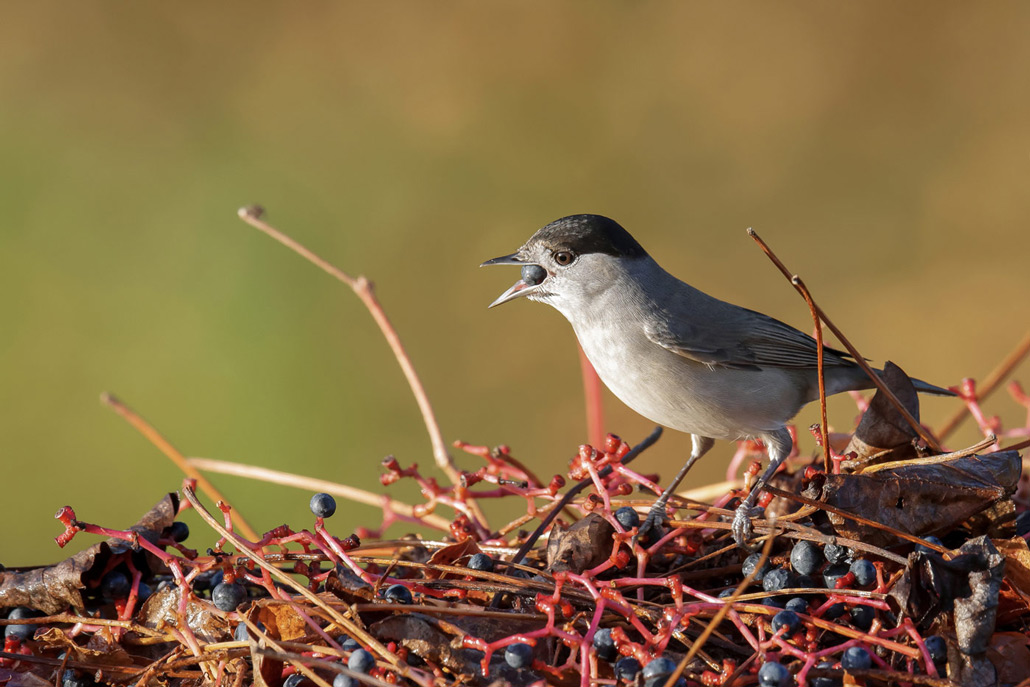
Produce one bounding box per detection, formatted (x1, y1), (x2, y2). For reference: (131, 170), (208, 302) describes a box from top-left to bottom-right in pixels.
(483, 214), (953, 548)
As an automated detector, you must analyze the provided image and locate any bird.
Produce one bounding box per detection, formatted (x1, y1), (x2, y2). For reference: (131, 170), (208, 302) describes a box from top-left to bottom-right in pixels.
(482, 214), (954, 548)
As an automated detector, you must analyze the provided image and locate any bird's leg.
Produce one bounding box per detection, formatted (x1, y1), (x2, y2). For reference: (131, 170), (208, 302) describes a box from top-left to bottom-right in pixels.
(732, 427), (793, 549)
(635, 434), (714, 545)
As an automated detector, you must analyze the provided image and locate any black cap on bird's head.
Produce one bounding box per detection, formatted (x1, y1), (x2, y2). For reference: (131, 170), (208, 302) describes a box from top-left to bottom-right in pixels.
(481, 214), (646, 307)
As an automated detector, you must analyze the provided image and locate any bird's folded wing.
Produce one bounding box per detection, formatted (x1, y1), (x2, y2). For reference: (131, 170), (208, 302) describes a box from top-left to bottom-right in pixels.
(644, 306), (855, 371)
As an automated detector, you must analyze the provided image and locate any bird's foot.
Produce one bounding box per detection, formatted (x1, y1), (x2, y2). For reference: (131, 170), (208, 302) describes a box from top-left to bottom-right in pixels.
(632, 504), (669, 548)
(732, 503), (765, 550)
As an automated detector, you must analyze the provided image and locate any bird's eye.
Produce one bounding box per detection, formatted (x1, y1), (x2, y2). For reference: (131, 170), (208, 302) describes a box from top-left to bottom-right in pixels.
(553, 251), (575, 266)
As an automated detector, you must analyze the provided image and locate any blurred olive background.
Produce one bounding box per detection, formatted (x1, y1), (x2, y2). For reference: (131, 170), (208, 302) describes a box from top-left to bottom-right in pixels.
(2, 3), (1028, 565)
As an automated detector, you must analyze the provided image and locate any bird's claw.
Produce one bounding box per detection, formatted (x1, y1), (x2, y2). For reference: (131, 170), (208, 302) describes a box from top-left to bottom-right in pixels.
(732, 503), (764, 550)
(632, 505), (668, 548)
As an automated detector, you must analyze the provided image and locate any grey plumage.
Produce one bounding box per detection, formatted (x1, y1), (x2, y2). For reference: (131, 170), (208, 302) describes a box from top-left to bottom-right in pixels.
(483, 214), (953, 546)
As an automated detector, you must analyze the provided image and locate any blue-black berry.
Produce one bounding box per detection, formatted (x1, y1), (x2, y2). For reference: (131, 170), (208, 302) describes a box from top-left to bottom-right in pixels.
(743, 553), (771, 582)
(614, 506), (641, 530)
(5, 607), (39, 641)
(310, 493), (337, 518)
(763, 597), (787, 609)
(822, 602), (846, 620)
(785, 597), (808, 614)
(771, 610), (800, 633)
(349, 649), (375, 673)
(850, 605), (875, 631)
(822, 564), (849, 589)
(383, 584), (413, 604)
(101, 570), (132, 601)
(757, 660), (791, 686)
(841, 646), (872, 671)
(521, 264), (546, 286)
(234, 620), (265, 642)
(168, 521), (190, 543)
(283, 674), (305, 687)
(504, 642), (534, 669)
(790, 540), (822, 576)
(341, 637), (360, 652)
(915, 535), (944, 555)
(849, 559), (876, 587)
(333, 674), (355, 687)
(467, 553), (494, 572)
(592, 627), (617, 662)
(212, 582), (247, 612)
(924, 635), (947, 663)
(809, 661), (838, 687)
(642, 656), (677, 686)
(614, 656), (641, 681)
(763, 567), (794, 593)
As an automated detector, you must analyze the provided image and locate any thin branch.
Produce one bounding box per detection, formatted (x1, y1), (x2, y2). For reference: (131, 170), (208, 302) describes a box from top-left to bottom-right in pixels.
(937, 331), (1030, 440)
(187, 457), (452, 530)
(747, 228), (943, 452)
(237, 206), (486, 527)
(792, 275), (830, 471)
(100, 393), (259, 542)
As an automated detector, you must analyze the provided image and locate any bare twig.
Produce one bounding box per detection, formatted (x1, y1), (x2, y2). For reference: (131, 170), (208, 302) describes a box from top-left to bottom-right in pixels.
(187, 457), (452, 530)
(792, 275), (830, 471)
(747, 228), (943, 452)
(937, 331), (1030, 440)
(100, 393), (259, 542)
(237, 206), (486, 528)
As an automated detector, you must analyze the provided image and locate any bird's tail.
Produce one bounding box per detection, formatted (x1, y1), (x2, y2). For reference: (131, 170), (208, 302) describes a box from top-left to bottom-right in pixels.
(909, 377), (957, 397)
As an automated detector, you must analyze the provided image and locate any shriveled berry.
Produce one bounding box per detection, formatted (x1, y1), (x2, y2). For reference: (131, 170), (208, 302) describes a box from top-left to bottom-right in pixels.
(924, 635), (947, 663)
(743, 553), (771, 582)
(841, 646), (872, 671)
(168, 521), (190, 543)
(283, 674), (305, 687)
(383, 584), (412, 604)
(62, 674), (95, 687)
(771, 610), (800, 633)
(614, 656), (641, 681)
(467, 553), (494, 572)
(849, 559), (876, 587)
(592, 627), (617, 662)
(790, 540), (822, 576)
(757, 660), (791, 686)
(348, 649), (375, 674)
(614, 506), (640, 530)
(785, 597), (808, 614)
(763, 567), (794, 593)
(521, 264), (547, 286)
(823, 542), (851, 565)
(212, 582), (247, 611)
(310, 493), (337, 518)
(504, 642), (533, 669)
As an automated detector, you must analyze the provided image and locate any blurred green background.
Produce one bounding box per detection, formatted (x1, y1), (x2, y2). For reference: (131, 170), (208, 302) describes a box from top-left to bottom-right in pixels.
(2, 3), (1028, 565)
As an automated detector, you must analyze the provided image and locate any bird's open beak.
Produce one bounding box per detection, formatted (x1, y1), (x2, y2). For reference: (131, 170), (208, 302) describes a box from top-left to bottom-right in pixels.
(481, 252), (540, 308)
